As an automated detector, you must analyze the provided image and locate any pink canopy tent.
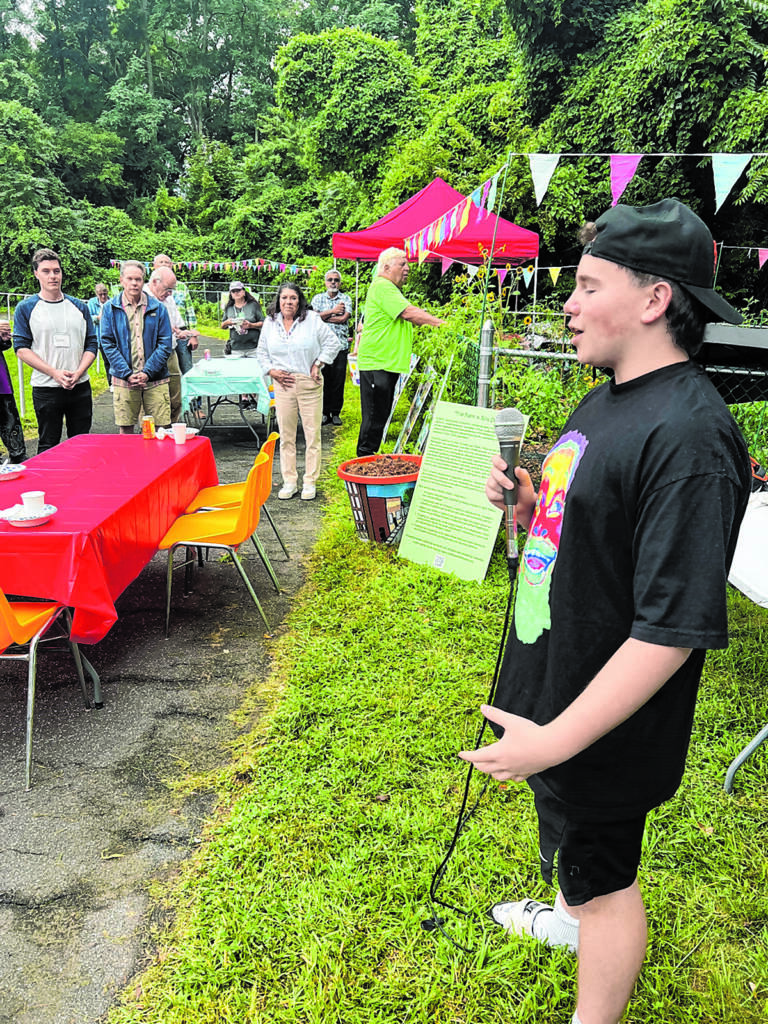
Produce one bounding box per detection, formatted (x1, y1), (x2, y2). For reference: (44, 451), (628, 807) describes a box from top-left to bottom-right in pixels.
(332, 177), (539, 266)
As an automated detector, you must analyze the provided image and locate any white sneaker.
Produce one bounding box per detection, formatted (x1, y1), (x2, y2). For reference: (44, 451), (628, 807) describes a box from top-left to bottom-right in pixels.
(300, 484), (316, 500)
(278, 485), (297, 500)
(488, 898), (577, 953)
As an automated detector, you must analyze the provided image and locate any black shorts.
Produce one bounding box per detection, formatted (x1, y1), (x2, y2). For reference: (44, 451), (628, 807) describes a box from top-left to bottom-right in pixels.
(533, 786), (647, 906)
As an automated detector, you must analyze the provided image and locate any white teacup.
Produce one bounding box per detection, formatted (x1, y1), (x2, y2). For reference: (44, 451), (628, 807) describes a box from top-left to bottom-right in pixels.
(20, 490), (45, 512)
(172, 422), (187, 445)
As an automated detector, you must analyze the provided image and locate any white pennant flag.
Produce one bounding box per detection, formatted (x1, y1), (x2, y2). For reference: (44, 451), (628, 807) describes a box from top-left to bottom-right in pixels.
(528, 154), (561, 207)
(466, 264), (479, 278)
(712, 153), (752, 213)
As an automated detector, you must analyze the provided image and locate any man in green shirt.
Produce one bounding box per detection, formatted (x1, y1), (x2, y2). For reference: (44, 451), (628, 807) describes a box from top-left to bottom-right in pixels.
(356, 247), (445, 456)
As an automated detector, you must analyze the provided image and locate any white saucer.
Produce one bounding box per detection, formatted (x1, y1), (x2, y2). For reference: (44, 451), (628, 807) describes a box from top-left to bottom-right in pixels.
(0, 463), (26, 479)
(6, 503), (56, 528)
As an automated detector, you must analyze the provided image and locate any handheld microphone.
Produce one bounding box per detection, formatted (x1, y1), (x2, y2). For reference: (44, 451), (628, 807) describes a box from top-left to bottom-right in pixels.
(494, 407), (525, 577)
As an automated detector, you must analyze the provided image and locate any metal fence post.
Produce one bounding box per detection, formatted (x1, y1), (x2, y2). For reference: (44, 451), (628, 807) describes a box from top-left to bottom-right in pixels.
(477, 319), (495, 408)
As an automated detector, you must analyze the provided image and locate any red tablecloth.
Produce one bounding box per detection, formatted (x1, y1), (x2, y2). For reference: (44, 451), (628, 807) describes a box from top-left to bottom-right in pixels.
(0, 434), (218, 642)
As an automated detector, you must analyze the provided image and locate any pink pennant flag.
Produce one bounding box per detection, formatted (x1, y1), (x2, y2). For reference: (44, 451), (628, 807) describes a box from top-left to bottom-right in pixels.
(497, 268), (508, 286)
(440, 257), (453, 276)
(759, 249), (768, 269)
(610, 154), (642, 206)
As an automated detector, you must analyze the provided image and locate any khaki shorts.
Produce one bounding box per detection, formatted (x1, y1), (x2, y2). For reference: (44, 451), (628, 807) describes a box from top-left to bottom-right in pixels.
(112, 381), (171, 428)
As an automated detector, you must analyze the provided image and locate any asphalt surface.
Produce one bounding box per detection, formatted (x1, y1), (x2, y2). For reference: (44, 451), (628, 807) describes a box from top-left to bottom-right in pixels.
(0, 338), (331, 1023)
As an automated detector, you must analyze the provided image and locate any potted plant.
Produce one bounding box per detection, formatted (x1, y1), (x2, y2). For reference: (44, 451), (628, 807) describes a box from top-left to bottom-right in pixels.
(337, 453), (422, 544)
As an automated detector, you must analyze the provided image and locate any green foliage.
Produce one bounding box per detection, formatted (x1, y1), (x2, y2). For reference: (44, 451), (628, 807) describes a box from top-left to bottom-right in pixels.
(55, 121), (128, 204)
(415, 0), (520, 92)
(0, 56), (39, 107)
(276, 28), (424, 179)
(4, 0), (768, 314)
(183, 139), (244, 233)
(97, 56), (179, 194)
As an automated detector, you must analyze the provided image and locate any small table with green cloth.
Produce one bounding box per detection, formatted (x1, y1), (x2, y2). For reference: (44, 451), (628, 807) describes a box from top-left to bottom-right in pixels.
(181, 356), (273, 441)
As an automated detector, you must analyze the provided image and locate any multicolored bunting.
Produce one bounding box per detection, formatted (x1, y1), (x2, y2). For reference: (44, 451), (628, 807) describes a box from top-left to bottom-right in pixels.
(610, 154), (642, 206)
(759, 249), (768, 269)
(109, 256), (319, 275)
(528, 154), (561, 207)
(403, 165), (507, 261)
(712, 154), (752, 213)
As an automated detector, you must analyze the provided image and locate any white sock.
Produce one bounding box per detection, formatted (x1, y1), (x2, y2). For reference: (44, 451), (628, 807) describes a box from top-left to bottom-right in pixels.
(531, 893), (580, 951)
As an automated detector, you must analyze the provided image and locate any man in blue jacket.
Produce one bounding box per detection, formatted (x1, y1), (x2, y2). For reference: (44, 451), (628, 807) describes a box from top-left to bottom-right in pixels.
(100, 260), (173, 432)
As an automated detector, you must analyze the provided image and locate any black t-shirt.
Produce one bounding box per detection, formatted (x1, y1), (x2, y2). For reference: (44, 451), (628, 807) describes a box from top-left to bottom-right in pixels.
(493, 361), (751, 820)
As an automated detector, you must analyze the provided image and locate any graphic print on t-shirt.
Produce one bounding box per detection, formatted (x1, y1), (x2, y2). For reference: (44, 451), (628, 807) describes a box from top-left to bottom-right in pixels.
(515, 430), (588, 644)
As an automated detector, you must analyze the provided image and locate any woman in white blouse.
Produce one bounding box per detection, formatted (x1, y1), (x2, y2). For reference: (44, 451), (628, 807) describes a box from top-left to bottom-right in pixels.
(257, 282), (340, 500)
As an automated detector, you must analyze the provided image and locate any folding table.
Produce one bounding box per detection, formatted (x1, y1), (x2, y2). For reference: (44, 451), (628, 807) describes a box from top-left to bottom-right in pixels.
(182, 356), (273, 441)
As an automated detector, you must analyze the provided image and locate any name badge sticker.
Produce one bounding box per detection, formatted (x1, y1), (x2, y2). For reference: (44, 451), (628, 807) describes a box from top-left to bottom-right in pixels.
(53, 333), (70, 348)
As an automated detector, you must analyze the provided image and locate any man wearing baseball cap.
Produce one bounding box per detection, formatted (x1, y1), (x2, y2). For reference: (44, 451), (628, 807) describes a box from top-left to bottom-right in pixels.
(463, 199), (752, 1024)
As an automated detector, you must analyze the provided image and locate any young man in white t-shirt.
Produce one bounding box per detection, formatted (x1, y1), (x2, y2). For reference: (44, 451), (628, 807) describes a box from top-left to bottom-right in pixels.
(13, 248), (97, 454)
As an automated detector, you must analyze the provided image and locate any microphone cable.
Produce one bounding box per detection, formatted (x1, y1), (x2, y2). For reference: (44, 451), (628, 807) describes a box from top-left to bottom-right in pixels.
(421, 557), (517, 953)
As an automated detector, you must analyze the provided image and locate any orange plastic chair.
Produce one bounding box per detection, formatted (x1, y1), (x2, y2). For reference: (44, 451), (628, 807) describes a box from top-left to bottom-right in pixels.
(184, 431), (288, 590)
(159, 451), (273, 637)
(0, 588), (91, 789)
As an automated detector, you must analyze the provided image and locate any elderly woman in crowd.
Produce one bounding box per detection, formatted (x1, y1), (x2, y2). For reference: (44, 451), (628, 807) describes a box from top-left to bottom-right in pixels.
(221, 281), (265, 355)
(257, 282), (340, 501)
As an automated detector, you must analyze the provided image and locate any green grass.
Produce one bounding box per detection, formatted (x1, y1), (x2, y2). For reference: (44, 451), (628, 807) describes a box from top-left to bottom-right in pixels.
(106, 386), (768, 1024)
(196, 320), (228, 342)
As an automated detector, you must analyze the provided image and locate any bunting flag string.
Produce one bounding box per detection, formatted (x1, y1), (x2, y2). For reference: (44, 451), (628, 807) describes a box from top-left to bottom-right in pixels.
(109, 255), (319, 275)
(713, 243), (768, 269)
(405, 151), (762, 265)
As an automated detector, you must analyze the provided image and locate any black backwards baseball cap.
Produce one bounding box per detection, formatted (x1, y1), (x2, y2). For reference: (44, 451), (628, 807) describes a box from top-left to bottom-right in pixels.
(583, 198), (742, 324)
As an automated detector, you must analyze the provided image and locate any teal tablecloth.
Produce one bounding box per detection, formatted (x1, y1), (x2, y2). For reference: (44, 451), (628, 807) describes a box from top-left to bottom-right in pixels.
(181, 357), (272, 417)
